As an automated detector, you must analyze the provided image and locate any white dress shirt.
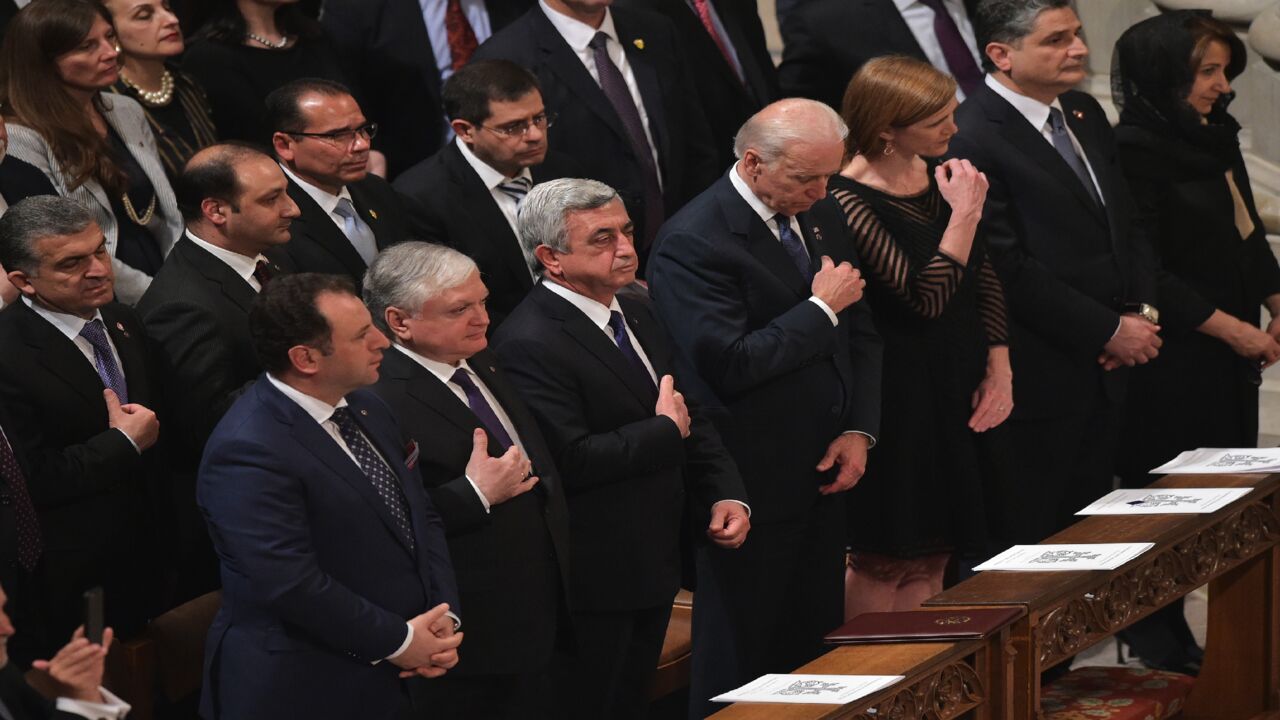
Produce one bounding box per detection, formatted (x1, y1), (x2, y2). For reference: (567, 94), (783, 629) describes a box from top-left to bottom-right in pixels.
(392, 343), (525, 512)
(538, 0), (664, 186)
(984, 74), (1104, 204)
(727, 165), (838, 326)
(420, 0), (493, 84)
(894, 0), (981, 101)
(185, 229), (269, 292)
(454, 137), (537, 279)
(52, 687), (132, 719)
(541, 280), (659, 385)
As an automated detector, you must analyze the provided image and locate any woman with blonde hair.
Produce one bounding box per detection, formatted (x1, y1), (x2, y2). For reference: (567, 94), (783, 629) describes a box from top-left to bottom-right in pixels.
(825, 55), (1014, 616)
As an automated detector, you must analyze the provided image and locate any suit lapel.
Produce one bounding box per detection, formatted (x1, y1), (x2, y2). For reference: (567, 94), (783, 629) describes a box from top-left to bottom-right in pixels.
(616, 12), (667, 164)
(721, 183), (810, 298)
(101, 304), (149, 403)
(875, 0), (929, 60)
(348, 181), (398, 251)
(13, 302), (108, 405)
(177, 240), (257, 314)
(447, 146), (534, 292)
(1061, 96), (1115, 228)
(535, 11), (631, 148)
(535, 286), (657, 408)
(286, 179), (369, 278)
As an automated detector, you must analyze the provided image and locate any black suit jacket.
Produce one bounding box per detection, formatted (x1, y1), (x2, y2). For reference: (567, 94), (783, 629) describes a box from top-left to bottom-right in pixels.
(392, 143), (582, 328)
(492, 285), (746, 611)
(646, 175), (884, 526)
(369, 347), (569, 675)
(615, 0), (777, 170)
(0, 300), (163, 656)
(136, 238), (291, 465)
(779, 0), (979, 110)
(283, 174), (410, 290)
(473, 5), (719, 243)
(0, 403), (32, 583)
(945, 84), (1156, 419)
(322, 0), (534, 179)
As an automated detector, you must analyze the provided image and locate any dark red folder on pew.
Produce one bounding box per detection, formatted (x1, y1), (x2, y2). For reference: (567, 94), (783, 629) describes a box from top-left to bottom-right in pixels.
(824, 606), (1025, 645)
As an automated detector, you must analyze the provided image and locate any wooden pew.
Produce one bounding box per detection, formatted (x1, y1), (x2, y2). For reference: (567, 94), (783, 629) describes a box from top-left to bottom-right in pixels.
(924, 472), (1280, 719)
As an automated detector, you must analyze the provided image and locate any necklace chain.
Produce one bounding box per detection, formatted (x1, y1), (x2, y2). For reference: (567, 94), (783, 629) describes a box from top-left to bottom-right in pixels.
(119, 68), (174, 107)
(246, 32), (290, 49)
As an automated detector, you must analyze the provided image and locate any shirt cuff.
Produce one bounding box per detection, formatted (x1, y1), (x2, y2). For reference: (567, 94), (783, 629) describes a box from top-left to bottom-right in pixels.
(1109, 317), (1123, 341)
(447, 611), (461, 631)
(841, 429), (877, 449)
(464, 474), (491, 513)
(713, 499), (752, 517)
(115, 427), (141, 454)
(808, 296), (839, 326)
(55, 687), (131, 719)
(381, 622), (414, 665)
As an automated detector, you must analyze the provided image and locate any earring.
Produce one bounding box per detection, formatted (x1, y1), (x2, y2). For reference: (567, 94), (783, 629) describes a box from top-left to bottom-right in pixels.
(883, 141), (895, 156)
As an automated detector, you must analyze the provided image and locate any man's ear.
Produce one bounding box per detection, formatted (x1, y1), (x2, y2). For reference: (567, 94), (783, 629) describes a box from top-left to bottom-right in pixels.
(986, 42), (1014, 74)
(533, 244), (561, 279)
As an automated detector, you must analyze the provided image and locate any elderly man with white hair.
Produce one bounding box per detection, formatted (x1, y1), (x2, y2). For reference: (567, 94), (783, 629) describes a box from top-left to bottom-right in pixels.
(646, 97), (884, 717)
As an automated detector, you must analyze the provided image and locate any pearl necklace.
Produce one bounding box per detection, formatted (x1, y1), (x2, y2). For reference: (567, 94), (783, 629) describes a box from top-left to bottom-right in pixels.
(119, 68), (175, 107)
(246, 32), (290, 49)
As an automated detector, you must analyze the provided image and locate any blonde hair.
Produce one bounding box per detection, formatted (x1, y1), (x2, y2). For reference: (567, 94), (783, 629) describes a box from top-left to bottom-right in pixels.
(840, 56), (957, 158)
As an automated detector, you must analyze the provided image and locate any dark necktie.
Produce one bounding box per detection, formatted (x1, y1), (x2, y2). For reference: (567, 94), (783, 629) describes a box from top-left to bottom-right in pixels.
(587, 31), (665, 252)
(449, 368), (514, 451)
(607, 310), (657, 395)
(329, 408), (415, 550)
(917, 0), (983, 96)
(497, 176), (533, 207)
(252, 259), (273, 289)
(689, 0), (742, 83)
(445, 0), (478, 71)
(0, 425), (42, 572)
(79, 318), (129, 404)
(1047, 107), (1103, 209)
(773, 214), (814, 282)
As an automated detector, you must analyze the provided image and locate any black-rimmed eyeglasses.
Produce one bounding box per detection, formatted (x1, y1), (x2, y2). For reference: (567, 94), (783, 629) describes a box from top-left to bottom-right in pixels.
(288, 122), (379, 147)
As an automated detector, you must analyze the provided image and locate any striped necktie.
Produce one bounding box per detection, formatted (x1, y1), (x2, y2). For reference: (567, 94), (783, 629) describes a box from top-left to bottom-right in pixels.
(497, 176), (533, 207)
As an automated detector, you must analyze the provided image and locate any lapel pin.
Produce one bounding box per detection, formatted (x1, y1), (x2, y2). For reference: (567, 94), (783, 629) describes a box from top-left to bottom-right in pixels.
(489, 365), (496, 373)
(115, 322), (130, 338)
(369, 209), (378, 220)
(359, 409), (368, 416)
(633, 38), (644, 50)
(1072, 109), (1084, 120)
(812, 227), (823, 242)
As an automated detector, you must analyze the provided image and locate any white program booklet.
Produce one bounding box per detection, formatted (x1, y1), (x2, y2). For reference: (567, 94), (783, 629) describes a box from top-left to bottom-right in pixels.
(1076, 488), (1252, 515)
(711, 674), (904, 705)
(973, 543), (1154, 572)
(1151, 448), (1280, 474)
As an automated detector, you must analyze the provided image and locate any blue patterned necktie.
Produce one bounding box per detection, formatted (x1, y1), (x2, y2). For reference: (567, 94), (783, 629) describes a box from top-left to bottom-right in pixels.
(1047, 107), (1103, 209)
(773, 214), (814, 282)
(79, 318), (129, 403)
(329, 407), (415, 550)
(450, 368), (514, 451)
(334, 197), (379, 265)
(608, 310), (657, 395)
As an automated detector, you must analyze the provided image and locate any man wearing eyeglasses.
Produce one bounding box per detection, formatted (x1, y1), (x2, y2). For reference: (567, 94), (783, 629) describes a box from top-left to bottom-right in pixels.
(267, 78), (412, 292)
(394, 60), (582, 331)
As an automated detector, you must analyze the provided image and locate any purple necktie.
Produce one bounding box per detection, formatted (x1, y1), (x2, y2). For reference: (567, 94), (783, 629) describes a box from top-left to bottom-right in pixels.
(79, 318), (129, 404)
(0, 425), (42, 572)
(917, 0), (983, 96)
(450, 369), (515, 451)
(608, 311), (657, 396)
(774, 214), (814, 282)
(588, 31), (665, 253)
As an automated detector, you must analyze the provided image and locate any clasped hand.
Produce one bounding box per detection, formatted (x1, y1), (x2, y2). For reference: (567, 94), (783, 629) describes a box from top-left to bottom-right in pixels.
(392, 603), (463, 679)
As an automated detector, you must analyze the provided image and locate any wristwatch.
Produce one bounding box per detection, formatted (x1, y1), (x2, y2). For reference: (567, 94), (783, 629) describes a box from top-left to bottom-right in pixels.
(1122, 302), (1159, 324)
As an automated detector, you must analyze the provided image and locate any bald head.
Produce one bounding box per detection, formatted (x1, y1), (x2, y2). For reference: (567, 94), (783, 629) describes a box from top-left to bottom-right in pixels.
(734, 98), (848, 164)
(732, 99), (847, 217)
(177, 143), (299, 255)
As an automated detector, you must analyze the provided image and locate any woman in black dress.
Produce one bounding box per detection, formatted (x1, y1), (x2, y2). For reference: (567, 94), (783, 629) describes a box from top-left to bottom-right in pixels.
(1112, 11), (1280, 484)
(824, 56), (1013, 616)
(98, 0), (218, 182)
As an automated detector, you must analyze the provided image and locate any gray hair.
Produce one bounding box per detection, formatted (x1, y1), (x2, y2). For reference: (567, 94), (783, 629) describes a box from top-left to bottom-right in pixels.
(975, 0), (1074, 71)
(363, 241), (479, 333)
(0, 196), (97, 276)
(733, 98), (849, 164)
(517, 178), (620, 278)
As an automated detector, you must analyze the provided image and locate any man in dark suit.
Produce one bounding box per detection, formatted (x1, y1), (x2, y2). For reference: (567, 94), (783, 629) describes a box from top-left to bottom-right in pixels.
(135, 143), (299, 601)
(615, 0), (777, 170)
(779, 0), (982, 110)
(364, 242), (570, 719)
(646, 98), (882, 717)
(393, 60), (581, 329)
(197, 274), (463, 720)
(322, 0), (533, 179)
(0, 583), (130, 720)
(0, 197), (163, 667)
(472, 0), (718, 259)
(492, 179), (750, 719)
(267, 79), (411, 291)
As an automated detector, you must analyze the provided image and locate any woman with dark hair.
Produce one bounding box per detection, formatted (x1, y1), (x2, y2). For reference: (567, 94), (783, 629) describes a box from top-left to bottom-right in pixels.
(180, 0), (349, 146)
(821, 55), (1014, 616)
(98, 0), (219, 182)
(0, 0), (182, 304)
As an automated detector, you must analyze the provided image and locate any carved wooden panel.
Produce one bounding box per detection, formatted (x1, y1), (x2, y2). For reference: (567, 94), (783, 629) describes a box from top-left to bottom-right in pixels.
(848, 661), (983, 720)
(1036, 501), (1279, 667)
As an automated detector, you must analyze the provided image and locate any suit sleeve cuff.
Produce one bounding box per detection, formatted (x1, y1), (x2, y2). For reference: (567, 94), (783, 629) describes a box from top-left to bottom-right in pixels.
(808, 296), (838, 326)
(55, 687), (131, 718)
(381, 622), (414, 665)
(114, 427), (141, 454)
(841, 429), (876, 449)
(464, 474), (492, 513)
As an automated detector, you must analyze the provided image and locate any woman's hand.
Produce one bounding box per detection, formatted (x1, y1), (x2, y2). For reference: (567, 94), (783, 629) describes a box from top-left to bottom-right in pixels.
(935, 158), (988, 222)
(969, 347), (1013, 432)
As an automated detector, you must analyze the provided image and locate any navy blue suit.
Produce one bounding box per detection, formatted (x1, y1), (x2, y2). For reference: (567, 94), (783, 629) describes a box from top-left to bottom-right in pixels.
(197, 377), (460, 720)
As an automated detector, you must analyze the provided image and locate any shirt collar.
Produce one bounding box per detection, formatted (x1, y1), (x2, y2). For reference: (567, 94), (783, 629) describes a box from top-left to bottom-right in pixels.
(279, 162), (353, 216)
(984, 73), (1065, 134)
(21, 296), (104, 342)
(541, 279), (623, 331)
(454, 136), (533, 191)
(728, 163), (783, 224)
(539, 0), (618, 52)
(265, 372), (349, 425)
(892, 0), (916, 11)
(185, 229), (266, 286)
(392, 343), (476, 386)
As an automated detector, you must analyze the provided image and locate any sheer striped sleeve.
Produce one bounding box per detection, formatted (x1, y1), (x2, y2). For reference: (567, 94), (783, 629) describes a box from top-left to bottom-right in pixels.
(976, 255), (1010, 345)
